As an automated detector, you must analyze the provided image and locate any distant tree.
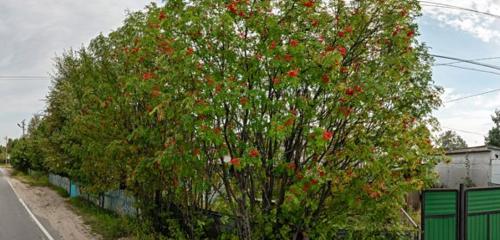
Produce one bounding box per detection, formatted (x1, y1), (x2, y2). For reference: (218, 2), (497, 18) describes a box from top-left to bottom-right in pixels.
(27, 114), (42, 136)
(9, 138), (30, 172)
(486, 110), (500, 147)
(438, 130), (467, 151)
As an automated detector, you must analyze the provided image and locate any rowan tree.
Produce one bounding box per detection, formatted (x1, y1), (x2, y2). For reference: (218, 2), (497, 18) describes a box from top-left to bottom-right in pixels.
(35, 0), (442, 238)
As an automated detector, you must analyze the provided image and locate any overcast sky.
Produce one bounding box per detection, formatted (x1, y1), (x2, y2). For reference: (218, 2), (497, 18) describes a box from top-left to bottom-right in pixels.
(0, 0), (159, 144)
(420, 0), (500, 146)
(1, 1), (499, 147)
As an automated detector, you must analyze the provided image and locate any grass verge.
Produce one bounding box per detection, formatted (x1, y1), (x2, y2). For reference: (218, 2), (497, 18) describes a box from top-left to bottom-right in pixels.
(10, 169), (134, 239)
(69, 197), (135, 240)
(10, 169), (49, 187)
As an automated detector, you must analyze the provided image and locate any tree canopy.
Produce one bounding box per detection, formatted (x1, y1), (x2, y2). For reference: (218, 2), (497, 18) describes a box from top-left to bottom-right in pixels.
(438, 130), (467, 151)
(486, 110), (500, 147)
(10, 0), (442, 238)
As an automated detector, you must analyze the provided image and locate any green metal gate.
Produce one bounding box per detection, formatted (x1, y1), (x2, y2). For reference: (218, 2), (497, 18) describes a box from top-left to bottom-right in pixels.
(466, 187), (500, 240)
(422, 190), (459, 240)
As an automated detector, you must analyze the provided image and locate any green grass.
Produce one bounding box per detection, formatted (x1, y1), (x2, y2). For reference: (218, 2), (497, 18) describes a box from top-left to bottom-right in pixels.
(11, 169), (134, 239)
(11, 169), (50, 187)
(69, 197), (135, 240)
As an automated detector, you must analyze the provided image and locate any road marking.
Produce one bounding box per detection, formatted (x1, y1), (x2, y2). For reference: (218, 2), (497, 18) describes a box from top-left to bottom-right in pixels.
(0, 168), (56, 240)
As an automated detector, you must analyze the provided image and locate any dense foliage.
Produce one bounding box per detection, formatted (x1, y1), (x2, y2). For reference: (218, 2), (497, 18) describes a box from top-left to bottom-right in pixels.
(9, 116), (46, 172)
(12, 0), (442, 239)
(486, 109), (500, 147)
(437, 130), (467, 151)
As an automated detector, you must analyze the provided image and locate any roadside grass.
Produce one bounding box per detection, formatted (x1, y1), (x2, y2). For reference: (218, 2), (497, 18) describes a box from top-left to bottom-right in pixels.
(11, 169), (49, 187)
(69, 197), (135, 240)
(11, 169), (134, 240)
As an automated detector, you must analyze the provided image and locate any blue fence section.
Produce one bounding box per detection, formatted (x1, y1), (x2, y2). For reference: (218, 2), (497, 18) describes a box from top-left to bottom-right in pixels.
(48, 173), (70, 193)
(48, 173), (137, 216)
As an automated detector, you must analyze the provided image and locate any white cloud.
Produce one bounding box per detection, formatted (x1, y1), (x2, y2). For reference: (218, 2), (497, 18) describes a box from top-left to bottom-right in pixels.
(422, 0), (500, 43)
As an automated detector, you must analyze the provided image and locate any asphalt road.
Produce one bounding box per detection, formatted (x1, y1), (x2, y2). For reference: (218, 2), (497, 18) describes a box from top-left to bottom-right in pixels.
(0, 170), (48, 240)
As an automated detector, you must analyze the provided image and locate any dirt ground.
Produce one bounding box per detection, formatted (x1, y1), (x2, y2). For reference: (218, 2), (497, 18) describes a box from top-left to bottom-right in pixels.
(3, 168), (100, 240)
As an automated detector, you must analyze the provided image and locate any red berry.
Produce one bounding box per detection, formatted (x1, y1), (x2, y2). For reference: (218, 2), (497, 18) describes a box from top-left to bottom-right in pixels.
(407, 30), (415, 38)
(344, 25), (353, 33)
(288, 69), (300, 78)
(321, 74), (330, 84)
(269, 41), (277, 50)
(303, 182), (311, 192)
(249, 149), (259, 158)
(230, 158), (241, 167)
(240, 97), (249, 105)
(143, 72), (154, 80)
(340, 106), (353, 117)
(159, 11), (166, 21)
(193, 148), (201, 156)
(290, 39), (299, 47)
(303, 1), (314, 7)
(311, 19), (319, 27)
(355, 85), (363, 93)
(284, 117), (295, 126)
(338, 46), (347, 57)
(227, 2), (238, 14)
(345, 88), (355, 96)
(322, 130), (333, 141)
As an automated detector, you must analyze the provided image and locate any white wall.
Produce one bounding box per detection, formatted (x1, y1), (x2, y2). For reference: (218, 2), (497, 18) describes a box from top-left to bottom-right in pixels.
(490, 150), (500, 184)
(436, 151), (494, 188)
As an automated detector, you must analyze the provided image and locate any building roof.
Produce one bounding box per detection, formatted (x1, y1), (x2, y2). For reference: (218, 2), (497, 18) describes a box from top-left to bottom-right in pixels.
(446, 145), (500, 155)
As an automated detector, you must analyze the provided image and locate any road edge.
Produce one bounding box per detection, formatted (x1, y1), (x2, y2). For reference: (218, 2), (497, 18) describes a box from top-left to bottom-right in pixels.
(0, 168), (55, 240)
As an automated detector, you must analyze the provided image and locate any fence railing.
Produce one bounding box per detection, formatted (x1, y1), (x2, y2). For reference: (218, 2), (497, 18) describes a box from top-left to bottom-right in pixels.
(48, 173), (137, 216)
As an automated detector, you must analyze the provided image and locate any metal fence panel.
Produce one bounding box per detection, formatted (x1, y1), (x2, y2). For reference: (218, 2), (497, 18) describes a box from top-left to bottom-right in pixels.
(48, 173), (70, 193)
(422, 190), (458, 240)
(48, 173), (136, 216)
(466, 187), (500, 240)
(103, 190), (137, 216)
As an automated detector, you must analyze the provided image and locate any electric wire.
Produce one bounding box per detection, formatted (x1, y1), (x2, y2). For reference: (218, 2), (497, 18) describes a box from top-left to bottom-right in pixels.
(445, 88), (500, 103)
(431, 54), (500, 71)
(420, 1), (500, 19)
(435, 57), (500, 66)
(442, 126), (486, 136)
(435, 64), (500, 77)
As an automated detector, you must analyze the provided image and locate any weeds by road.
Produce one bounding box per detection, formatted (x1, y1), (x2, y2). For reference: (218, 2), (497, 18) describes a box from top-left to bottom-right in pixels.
(3, 167), (135, 240)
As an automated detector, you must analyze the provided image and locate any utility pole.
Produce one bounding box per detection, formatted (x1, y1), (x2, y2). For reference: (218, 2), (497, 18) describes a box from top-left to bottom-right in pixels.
(17, 119), (26, 137)
(4, 136), (8, 164)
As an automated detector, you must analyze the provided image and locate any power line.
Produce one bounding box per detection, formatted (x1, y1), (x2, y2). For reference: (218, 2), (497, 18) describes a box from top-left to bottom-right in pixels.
(435, 57), (500, 66)
(435, 64), (500, 77)
(442, 126), (486, 136)
(0, 76), (48, 78)
(421, 1), (500, 19)
(0, 76), (50, 81)
(445, 88), (500, 103)
(431, 54), (500, 71)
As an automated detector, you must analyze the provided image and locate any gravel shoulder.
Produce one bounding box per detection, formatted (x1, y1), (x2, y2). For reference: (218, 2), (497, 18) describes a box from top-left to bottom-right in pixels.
(2, 168), (100, 240)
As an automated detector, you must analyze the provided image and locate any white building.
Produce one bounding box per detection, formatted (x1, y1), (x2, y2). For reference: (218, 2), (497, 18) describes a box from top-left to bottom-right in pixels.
(436, 145), (500, 188)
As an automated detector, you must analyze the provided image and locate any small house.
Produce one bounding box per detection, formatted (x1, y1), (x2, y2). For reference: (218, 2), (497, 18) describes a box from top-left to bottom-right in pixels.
(436, 145), (500, 188)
